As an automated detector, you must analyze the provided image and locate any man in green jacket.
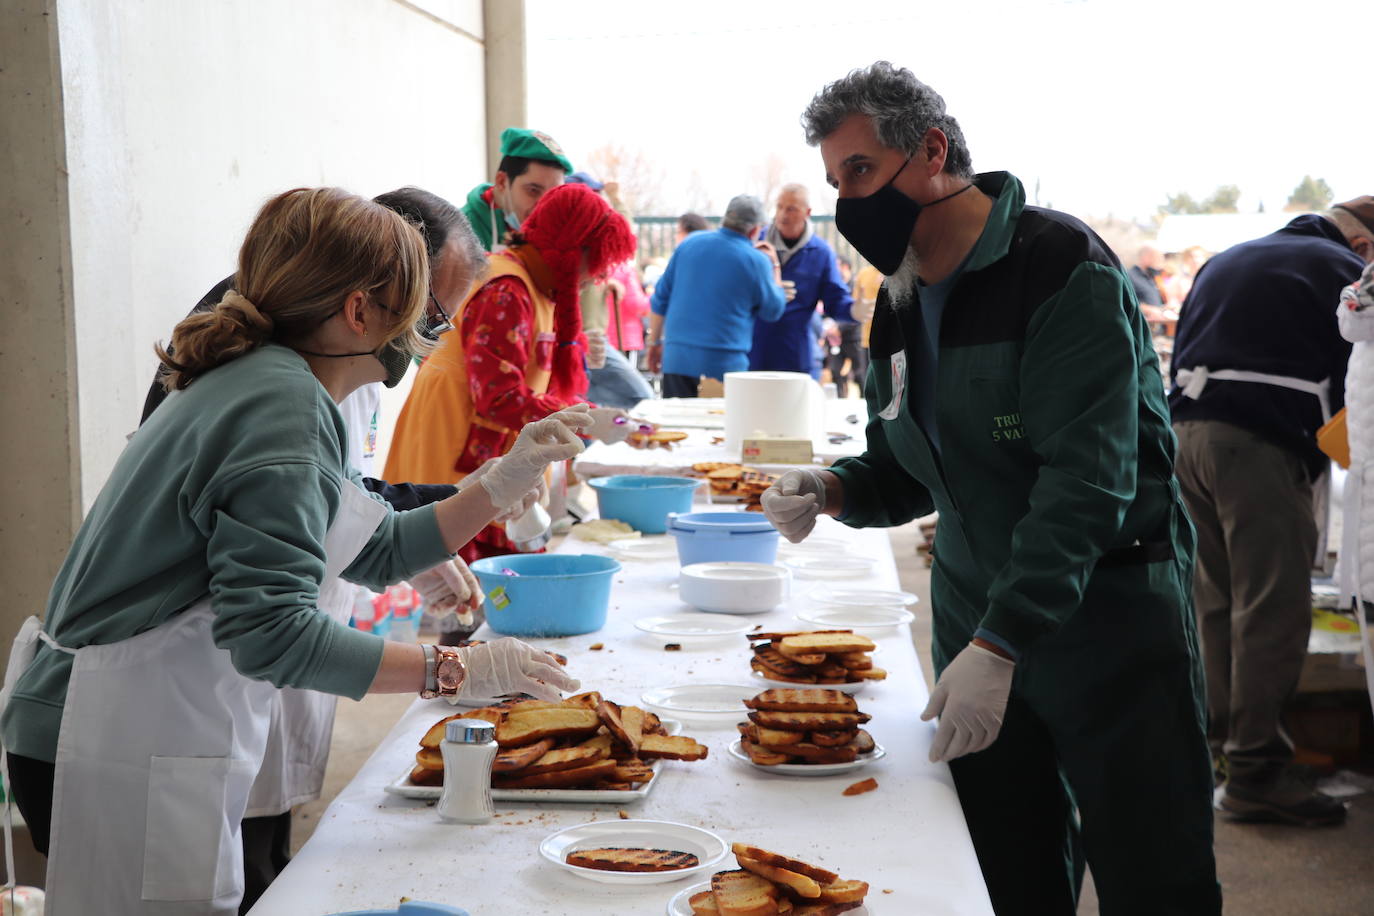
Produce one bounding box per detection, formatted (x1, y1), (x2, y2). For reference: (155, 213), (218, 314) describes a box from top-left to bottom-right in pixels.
(461, 126), (573, 251)
(762, 62), (1220, 915)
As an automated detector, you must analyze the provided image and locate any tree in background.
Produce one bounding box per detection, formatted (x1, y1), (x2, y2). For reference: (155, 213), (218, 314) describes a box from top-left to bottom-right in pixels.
(1286, 175), (1333, 211)
(1161, 184), (1242, 215)
(584, 142), (667, 215)
(748, 153), (788, 212)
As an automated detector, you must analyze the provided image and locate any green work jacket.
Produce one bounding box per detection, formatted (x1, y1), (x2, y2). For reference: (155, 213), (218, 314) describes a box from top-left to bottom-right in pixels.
(832, 172), (1191, 668)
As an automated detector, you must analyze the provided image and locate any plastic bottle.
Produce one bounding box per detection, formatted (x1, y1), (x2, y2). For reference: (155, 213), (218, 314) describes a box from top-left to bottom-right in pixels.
(437, 719), (498, 824)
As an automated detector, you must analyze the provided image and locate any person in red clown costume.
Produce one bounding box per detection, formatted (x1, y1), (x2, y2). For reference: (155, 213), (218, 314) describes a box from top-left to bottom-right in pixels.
(385, 183), (641, 566)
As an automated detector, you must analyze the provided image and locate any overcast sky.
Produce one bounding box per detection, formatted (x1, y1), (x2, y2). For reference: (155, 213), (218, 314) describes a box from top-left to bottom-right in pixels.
(527, 0), (1371, 222)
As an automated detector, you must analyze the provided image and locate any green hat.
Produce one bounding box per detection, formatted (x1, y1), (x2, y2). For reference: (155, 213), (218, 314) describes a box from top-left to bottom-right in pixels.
(498, 127), (573, 174)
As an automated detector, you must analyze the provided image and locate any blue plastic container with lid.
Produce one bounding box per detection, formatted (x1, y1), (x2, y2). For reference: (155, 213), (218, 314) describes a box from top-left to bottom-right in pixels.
(586, 475), (703, 534)
(665, 511), (781, 566)
(469, 553), (620, 637)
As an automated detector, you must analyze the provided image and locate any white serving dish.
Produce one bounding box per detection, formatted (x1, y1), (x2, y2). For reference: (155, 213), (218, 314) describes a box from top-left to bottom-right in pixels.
(667, 881), (871, 915)
(540, 819), (728, 885)
(810, 585), (918, 608)
(726, 738), (887, 776)
(679, 562), (789, 614)
(634, 614), (756, 638)
(384, 720), (682, 802)
(640, 684), (754, 717)
(749, 670), (868, 696)
(775, 536), (850, 556)
(783, 556), (875, 578)
(797, 605), (916, 630)
(609, 537), (678, 561)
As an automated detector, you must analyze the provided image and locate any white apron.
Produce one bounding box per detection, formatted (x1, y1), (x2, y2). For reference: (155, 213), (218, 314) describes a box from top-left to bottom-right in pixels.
(1338, 459), (1374, 707)
(1, 481), (385, 915)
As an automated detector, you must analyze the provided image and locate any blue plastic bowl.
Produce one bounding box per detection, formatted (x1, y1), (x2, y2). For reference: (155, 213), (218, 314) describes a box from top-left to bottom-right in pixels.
(587, 475), (704, 534)
(470, 554), (621, 637)
(328, 903), (468, 916)
(665, 511), (781, 566)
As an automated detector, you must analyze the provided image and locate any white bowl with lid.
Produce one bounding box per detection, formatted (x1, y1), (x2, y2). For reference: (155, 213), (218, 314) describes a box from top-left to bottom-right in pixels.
(678, 561), (789, 614)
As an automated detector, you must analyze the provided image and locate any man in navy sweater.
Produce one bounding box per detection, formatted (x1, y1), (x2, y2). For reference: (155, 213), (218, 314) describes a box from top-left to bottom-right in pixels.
(748, 184), (869, 377)
(1169, 197), (1374, 826)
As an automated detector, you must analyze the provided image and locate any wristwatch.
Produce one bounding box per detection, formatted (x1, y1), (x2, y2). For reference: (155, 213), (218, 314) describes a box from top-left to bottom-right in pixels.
(420, 644), (466, 698)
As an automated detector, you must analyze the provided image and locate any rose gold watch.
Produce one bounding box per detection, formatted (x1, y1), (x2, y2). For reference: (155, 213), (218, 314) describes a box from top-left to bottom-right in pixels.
(420, 645), (466, 699)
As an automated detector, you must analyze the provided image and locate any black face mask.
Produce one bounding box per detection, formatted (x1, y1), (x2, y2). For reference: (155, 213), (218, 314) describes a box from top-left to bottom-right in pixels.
(295, 301), (435, 389)
(834, 157), (973, 275)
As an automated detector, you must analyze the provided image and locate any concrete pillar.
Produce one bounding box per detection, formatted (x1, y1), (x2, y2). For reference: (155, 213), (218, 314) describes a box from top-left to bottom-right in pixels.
(0, 0), (82, 666)
(482, 0), (527, 174)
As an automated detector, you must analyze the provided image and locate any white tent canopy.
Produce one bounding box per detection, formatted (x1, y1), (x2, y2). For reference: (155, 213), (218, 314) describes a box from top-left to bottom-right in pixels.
(1154, 211), (1314, 255)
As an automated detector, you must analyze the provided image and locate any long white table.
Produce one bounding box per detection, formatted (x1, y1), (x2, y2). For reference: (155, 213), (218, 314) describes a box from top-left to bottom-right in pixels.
(249, 514), (992, 915)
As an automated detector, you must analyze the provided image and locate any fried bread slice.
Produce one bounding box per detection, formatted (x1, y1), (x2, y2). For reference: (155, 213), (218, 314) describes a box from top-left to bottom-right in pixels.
(849, 666), (887, 681)
(774, 643), (827, 665)
(833, 652), (873, 671)
(689, 889), (720, 915)
(415, 746), (443, 770)
(490, 758), (617, 788)
(419, 714), (466, 749)
(492, 737), (556, 773)
(816, 879), (869, 903)
(521, 743), (609, 776)
(495, 706), (600, 747)
(730, 845), (839, 884)
(564, 690), (603, 709)
(596, 700), (640, 754)
(752, 646), (818, 680)
(747, 710), (869, 732)
(755, 741), (857, 763)
(744, 689), (858, 713)
(740, 738), (792, 766)
(735, 855), (822, 898)
(619, 705), (647, 749)
(808, 729), (858, 748)
(565, 847), (699, 872)
(711, 869), (781, 916)
(778, 633), (876, 654)
(611, 761), (655, 784)
(739, 723), (805, 746)
(638, 734), (708, 760)
(747, 629), (852, 643)
(849, 729), (875, 754)
(751, 659), (817, 684)
(409, 764), (443, 787)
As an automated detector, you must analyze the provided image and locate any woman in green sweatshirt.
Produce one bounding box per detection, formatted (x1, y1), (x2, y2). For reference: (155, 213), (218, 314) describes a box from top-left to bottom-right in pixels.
(0, 187), (585, 915)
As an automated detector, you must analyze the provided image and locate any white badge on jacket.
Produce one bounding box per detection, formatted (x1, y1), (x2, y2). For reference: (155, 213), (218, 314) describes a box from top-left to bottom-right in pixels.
(879, 350), (907, 421)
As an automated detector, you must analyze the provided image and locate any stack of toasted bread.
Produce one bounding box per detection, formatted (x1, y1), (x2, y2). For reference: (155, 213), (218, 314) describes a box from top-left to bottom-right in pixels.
(737, 689), (875, 767)
(410, 692), (708, 791)
(692, 463), (778, 512)
(689, 843), (868, 915)
(748, 630), (886, 685)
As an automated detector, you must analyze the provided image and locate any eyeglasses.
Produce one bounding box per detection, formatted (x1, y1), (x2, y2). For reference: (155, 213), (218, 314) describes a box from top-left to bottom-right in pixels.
(422, 287), (454, 339)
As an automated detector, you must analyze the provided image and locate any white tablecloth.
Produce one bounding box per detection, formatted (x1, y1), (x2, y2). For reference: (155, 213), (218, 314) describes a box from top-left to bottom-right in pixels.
(575, 398), (870, 478)
(248, 514), (992, 916)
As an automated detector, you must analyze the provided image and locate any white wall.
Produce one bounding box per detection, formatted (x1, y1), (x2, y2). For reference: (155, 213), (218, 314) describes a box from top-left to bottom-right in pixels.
(56, 0), (489, 508)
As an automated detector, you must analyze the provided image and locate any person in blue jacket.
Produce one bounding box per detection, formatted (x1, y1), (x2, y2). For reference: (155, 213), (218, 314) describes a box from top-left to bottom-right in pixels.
(647, 195), (787, 397)
(749, 184), (868, 377)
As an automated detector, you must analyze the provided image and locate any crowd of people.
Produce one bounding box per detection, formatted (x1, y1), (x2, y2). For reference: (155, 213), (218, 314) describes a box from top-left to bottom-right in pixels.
(5, 57), (1374, 916)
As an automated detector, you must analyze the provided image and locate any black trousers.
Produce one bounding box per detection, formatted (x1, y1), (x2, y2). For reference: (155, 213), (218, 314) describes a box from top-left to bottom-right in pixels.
(825, 323), (869, 396)
(661, 372), (701, 398)
(6, 752), (290, 913)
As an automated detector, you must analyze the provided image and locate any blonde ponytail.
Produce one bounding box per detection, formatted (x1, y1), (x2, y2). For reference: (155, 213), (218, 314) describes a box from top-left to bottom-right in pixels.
(156, 290), (274, 391)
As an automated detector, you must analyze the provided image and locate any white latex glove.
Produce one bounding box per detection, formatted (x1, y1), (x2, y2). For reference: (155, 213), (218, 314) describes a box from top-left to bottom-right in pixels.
(760, 468), (829, 543)
(587, 405), (633, 444)
(456, 636), (580, 701)
(920, 644), (1015, 762)
(478, 406), (591, 511)
(585, 328), (608, 370)
(458, 457), (546, 523)
(409, 557), (482, 617)
(851, 296), (877, 324)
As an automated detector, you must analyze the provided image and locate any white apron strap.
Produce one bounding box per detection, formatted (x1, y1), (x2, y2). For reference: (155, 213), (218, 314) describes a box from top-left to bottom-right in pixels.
(1176, 366), (1332, 423)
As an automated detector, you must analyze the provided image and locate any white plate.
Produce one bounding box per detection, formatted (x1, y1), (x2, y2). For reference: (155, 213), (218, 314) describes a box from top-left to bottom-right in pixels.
(634, 615), (756, 638)
(641, 684), (754, 716)
(610, 538), (677, 560)
(797, 605), (916, 630)
(727, 738), (887, 776)
(667, 881), (872, 915)
(541, 819), (728, 885)
(750, 669), (868, 696)
(776, 536), (850, 556)
(784, 556), (875, 578)
(384, 720), (681, 802)
(811, 585), (918, 607)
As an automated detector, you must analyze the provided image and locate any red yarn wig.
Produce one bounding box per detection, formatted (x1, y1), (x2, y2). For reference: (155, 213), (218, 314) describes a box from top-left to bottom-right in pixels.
(509, 184), (637, 400)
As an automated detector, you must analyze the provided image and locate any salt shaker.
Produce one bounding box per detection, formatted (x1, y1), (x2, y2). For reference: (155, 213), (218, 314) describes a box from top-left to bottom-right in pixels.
(437, 718), (498, 824)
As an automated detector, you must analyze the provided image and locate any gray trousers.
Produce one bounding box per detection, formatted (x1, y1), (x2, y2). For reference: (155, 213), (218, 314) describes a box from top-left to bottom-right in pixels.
(1173, 420), (1317, 784)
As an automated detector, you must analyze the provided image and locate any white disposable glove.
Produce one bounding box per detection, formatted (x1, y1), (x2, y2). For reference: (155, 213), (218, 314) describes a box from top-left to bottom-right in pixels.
(458, 457), (546, 523)
(409, 557), (482, 618)
(478, 406), (591, 512)
(760, 468), (829, 543)
(920, 644), (1015, 762)
(456, 636), (580, 701)
(850, 296), (877, 324)
(587, 405), (633, 444)
(585, 328), (608, 370)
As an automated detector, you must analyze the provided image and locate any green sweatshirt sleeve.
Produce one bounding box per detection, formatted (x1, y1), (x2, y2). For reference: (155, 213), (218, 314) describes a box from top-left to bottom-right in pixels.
(979, 262), (1139, 650)
(200, 461), (385, 701)
(829, 363), (936, 528)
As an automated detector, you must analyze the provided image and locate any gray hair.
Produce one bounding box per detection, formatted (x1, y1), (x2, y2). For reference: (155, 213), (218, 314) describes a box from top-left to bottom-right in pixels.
(801, 61), (974, 179)
(723, 194), (766, 232)
(373, 186), (485, 276)
(777, 183), (810, 206)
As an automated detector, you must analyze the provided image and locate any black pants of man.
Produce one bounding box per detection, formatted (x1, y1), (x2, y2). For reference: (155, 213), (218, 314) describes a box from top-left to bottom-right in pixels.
(661, 372), (701, 398)
(825, 323), (868, 396)
(7, 752), (290, 913)
(1173, 419), (1317, 784)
